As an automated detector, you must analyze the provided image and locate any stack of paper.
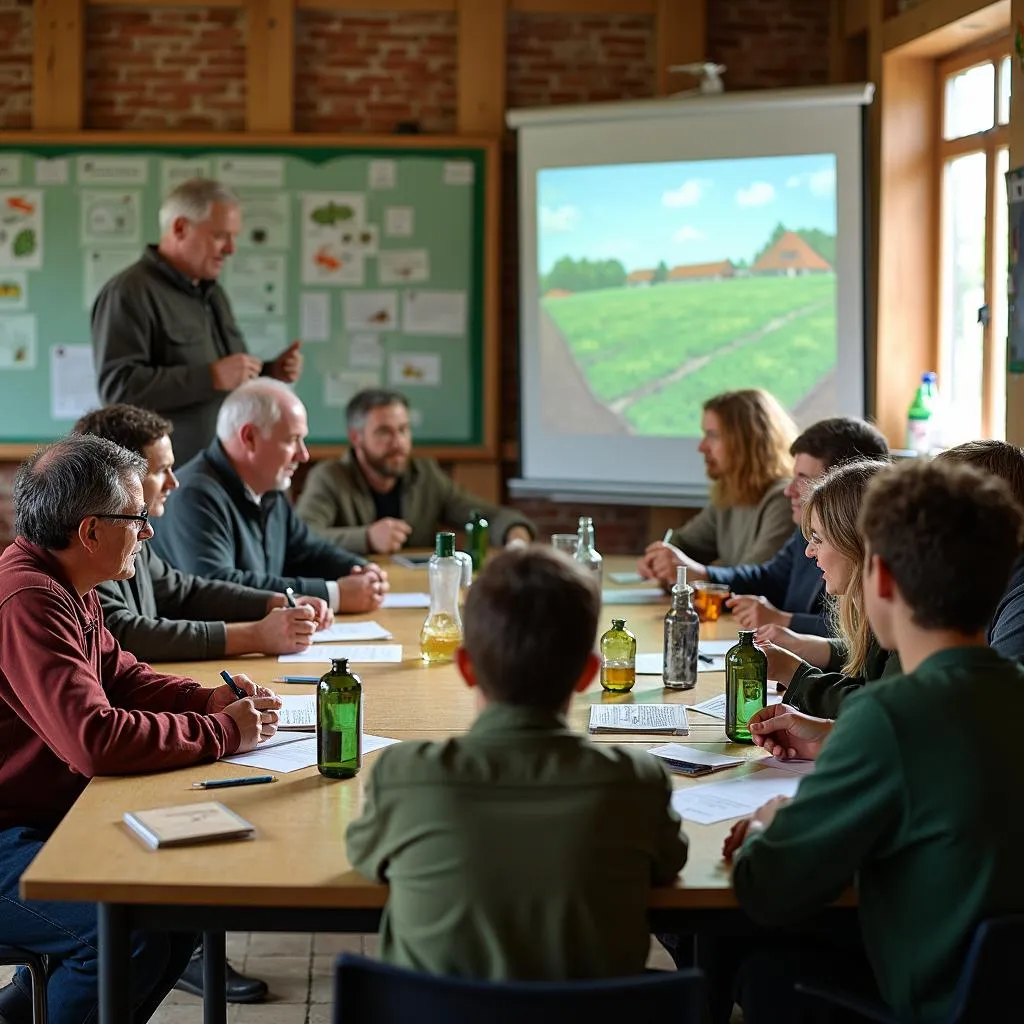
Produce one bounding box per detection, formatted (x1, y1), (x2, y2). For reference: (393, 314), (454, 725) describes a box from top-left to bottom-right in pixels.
(222, 732), (400, 773)
(670, 761), (813, 824)
(588, 704), (688, 735)
(279, 644), (403, 664)
(647, 743), (745, 777)
(311, 621), (391, 643)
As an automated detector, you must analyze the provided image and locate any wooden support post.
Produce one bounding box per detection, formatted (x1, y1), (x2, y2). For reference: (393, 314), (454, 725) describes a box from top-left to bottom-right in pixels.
(1008, 0), (1024, 443)
(457, 0), (507, 135)
(32, 0), (85, 130)
(246, 0), (295, 132)
(655, 0), (707, 96)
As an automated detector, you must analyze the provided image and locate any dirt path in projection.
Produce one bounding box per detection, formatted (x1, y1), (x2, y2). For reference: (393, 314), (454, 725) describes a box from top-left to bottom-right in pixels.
(540, 306), (630, 435)
(606, 298), (833, 416)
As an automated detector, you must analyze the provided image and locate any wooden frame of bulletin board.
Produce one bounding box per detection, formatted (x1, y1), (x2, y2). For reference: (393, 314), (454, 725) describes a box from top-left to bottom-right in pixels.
(0, 131), (501, 463)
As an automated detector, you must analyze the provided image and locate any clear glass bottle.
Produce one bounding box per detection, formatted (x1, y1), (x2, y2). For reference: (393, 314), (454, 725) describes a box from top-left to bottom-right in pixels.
(464, 509), (489, 573)
(420, 531), (464, 664)
(725, 630), (768, 744)
(663, 567), (700, 690)
(575, 515), (603, 586)
(317, 657), (362, 779)
(600, 618), (636, 693)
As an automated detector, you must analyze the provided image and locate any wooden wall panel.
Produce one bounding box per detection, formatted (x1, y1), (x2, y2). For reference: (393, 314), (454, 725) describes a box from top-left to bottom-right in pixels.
(32, 0), (85, 129)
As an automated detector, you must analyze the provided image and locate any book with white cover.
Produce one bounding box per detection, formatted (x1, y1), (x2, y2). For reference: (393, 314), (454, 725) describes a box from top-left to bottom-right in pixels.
(123, 801), (255, 850)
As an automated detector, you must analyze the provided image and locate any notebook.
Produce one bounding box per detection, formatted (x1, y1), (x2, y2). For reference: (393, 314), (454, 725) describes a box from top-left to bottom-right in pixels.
(647, 744), (745, 777)
(123, 801), (255, 850)
(588, 704), (688, 735)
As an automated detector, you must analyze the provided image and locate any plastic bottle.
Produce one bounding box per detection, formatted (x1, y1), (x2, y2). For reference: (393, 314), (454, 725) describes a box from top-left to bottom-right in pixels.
(906, 371), (939, 454)
(420, 531), (464, 664)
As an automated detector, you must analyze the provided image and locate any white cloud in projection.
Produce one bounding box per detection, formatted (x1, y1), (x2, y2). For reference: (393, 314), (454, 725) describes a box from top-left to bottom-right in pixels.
(736, 182), (776, 207)
(539, 204), (580, 232)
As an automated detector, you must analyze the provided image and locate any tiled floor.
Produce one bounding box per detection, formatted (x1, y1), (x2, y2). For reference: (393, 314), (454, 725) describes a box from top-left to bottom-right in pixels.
(1, 934), (680, 1022)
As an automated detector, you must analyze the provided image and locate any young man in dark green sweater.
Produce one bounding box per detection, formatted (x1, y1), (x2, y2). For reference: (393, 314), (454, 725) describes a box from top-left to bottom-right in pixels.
(721, 460), (1024, 1023)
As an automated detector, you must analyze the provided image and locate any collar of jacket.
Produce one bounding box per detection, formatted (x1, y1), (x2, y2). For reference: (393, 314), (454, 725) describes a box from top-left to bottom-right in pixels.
(203, 439), (275, 520)
(142, 244), (217, 300)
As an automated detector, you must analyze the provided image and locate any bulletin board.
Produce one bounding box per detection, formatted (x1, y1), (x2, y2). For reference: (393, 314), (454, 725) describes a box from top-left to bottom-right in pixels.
(0, 133), (499, 457)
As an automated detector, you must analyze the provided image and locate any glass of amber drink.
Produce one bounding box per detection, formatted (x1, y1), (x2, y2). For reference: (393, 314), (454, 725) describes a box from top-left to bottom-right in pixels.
(692, 582), (730, 623)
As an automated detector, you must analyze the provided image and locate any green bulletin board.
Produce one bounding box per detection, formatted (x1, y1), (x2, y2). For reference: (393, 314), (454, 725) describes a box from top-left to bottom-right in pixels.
(0, 135), (495, 452)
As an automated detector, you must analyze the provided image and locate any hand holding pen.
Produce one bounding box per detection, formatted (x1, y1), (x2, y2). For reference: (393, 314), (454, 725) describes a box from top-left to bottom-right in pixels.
(210, 671), (283, 753)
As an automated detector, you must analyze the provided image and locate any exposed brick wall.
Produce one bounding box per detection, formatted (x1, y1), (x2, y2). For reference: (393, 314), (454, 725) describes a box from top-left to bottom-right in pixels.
(0, 0), (32, 129)
(85, 7), (246, 131)
(295, 11), (457, 134)
(707, 0), (831, 91)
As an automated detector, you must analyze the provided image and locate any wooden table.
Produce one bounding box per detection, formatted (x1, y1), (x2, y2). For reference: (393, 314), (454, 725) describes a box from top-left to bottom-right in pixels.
(20, 556), (785, 1023)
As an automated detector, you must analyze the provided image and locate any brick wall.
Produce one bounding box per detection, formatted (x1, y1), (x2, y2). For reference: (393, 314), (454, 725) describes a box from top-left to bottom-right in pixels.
(85, 7), (246, 130)
(0, 1), (832, 551)
(295, 11), (457, 134)
(0, 0), (31, 129)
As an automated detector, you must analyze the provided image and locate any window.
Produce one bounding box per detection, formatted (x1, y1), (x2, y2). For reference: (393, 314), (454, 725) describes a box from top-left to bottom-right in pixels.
(938, 39), (1009, 441)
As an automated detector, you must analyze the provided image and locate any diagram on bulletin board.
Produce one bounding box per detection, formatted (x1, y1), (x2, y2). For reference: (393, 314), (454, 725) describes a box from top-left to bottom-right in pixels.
(0, 141), (491, 449)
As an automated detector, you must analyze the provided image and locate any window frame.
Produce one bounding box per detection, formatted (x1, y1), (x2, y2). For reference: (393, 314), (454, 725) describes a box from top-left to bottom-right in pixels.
(936, 37), (1010, 439)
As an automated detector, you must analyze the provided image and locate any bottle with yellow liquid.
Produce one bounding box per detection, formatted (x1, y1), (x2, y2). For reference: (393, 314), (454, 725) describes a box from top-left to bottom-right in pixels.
(600, 618), (636, 692)
(420, 531), (464, 664)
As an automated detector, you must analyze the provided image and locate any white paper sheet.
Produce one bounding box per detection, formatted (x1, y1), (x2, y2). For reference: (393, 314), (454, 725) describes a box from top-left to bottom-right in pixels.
(160, 159), (211, 195)
(349, 334), (384, 371)
(0, 314), (36, 369)
(588, 704), (688, 735)
(236, 320), (288, 360)
(635, 653), (725, 675)
(312, 621), (392, 643)
(443, 160), (474, 186)
(80, 190), (142, 246)
(602, 588), (665, 606)
(300, 292), (330, 341)
(50, 345), (100, 418)
(760, 755), (816, 775)
(0, 190), (43, 269)
(402, 289), (467, 336)
(648, 744), (745, 770)
(324, 370), (381, 409)
(384, 206), (414, 237)
(608, 572), (646, 585)
(0, 156), (20, 186)
(388, 352), (440, 387)
(0, 271), (27, 311)
(685, 691), (782, 720)
(224, 253), (287, 318)
(377, 249), (430, 285)
(83, 248), (137, 310)
(381, 592), (430, 609)
(216, 156), (285, 188)
(277, 694), (316, 730)
(670, 768), (804, 825)
(221, 732), (399, 773)
(77, 155), (148, 185)
(34, 159), (67, 186)
(237, 191), (291, 250)
(344, 291), (398, 332)
(368, 160), (396, 189)
(279, 644), (403, 664)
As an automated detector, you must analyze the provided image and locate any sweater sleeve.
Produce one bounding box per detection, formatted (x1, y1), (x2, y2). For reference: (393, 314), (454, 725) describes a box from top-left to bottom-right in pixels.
(346, 752), (396, 883)
(788, 609), (831, 637)
(671, 505), (720, 565)
(294, 464), (372, 555)
(739, 487), (797, 565)
(706, 538), (794, 606)
(282, 503), (365, 581)
(91, 279), (218, 413)
(148, 550), (271, 625)
(783, 663), (866, 718)
(428, 462), (536, 544)
(0, 586), (239, 777)
(733, 693), (903, 927)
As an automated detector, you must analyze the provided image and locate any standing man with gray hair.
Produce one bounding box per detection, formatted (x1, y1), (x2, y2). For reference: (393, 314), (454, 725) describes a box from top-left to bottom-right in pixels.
(0, 433), (281, 1024)
(92, 177), (303, 463)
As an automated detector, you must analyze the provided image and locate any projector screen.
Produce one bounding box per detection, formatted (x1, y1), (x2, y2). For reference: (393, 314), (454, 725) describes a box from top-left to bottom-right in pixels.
(508, 85), (873, 501)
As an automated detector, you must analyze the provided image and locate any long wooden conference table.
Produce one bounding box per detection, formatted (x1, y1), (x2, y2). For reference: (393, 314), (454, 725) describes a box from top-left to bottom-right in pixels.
(20, 555), (823, 1023)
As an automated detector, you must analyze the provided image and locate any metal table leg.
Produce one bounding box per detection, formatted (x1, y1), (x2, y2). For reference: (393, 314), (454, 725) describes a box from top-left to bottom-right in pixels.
(98, 903), (131, 1024)
(203, 931), (227, 1024)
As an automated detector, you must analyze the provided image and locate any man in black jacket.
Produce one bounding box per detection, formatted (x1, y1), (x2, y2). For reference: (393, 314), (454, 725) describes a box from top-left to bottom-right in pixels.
(152, 379), (387, 612)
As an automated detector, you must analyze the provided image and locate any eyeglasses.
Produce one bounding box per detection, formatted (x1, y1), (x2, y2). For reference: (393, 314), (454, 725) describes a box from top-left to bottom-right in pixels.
(87, 509), (150, 531)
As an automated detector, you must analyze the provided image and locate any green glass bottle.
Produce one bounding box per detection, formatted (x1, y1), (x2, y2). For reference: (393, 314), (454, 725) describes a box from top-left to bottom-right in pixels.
(317, 657), (362, 779)
(464, 509), (490, 572)
(725, 631), (767, 743)
(600, 618), (636, 693)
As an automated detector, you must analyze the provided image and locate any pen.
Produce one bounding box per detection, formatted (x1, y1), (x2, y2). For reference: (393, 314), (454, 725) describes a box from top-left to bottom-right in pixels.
(191, 775), (276, 790)
(274, 675), (320, 683)
(662, 529), (673, 544)
(219, 670), (248, 701)
(284, 587), (297, 608)
(698, 654), (714, 664)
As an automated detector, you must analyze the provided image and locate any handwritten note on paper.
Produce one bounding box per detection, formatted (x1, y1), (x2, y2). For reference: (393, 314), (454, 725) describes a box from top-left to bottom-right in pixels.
(670, 768), (804, 825)
(588, 704), (688, 735)
(312, 621), (392, 643)
(277, 695), (316, 730)
(279, 644), (403, 664)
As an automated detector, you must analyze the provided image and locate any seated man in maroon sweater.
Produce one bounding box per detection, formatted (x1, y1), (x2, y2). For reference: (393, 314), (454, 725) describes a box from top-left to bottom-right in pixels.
(0, 433), (282, 1024)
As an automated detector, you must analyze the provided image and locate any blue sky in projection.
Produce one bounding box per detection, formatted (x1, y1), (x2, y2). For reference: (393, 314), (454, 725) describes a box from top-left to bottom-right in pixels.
(537, 154), (838, 274)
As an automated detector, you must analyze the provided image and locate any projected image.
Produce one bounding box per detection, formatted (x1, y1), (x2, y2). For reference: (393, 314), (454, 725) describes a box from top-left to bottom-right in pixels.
(537, 154), (838, 436)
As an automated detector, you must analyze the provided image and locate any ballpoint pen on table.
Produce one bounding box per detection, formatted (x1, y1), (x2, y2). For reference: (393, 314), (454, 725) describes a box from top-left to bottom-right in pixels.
(219, 670), (248, 700)
(698, 654), (714, 664)
(274, 676), (320, 683)
(191, 775), (277, 790)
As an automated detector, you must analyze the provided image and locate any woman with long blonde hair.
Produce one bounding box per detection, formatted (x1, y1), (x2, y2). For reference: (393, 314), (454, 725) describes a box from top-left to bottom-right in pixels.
(758, 458), (899, 718)
(639, 389), (797, 581)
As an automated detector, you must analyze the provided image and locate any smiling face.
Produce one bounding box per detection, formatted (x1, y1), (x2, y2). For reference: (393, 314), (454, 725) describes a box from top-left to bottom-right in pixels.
(171, 201), (240, 281)
(248, 396), (310, 493)
(784, 453), (827, 524)
(696, 410), (729, 480)
(350, 402), (413, 482)
(140, 435), (178, 518)
(804, 508), (854, 596)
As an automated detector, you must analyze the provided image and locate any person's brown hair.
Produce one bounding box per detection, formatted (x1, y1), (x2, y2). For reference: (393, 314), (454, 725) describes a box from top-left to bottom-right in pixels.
(703, 389), (796, 507)
(74, 404), (173, 457)
(936, 440), (1024, 510)
(859, 461), (1023, 633)
(791, 417), (889, 470)
(462, 547), (600, 709)
(802, 459), (890, 675)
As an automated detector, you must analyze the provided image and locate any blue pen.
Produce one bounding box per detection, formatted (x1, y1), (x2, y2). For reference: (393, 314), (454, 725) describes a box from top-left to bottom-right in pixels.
(191, 775), (276, 790)
(274, 675), (320, 684)
(219, 669), (248, 700)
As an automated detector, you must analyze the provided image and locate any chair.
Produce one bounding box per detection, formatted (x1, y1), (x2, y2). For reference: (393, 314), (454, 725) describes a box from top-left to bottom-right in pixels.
(333, 953), (704, 1023)
(795, 914), (1024, 1023)
(0, 945), (48, 1024)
